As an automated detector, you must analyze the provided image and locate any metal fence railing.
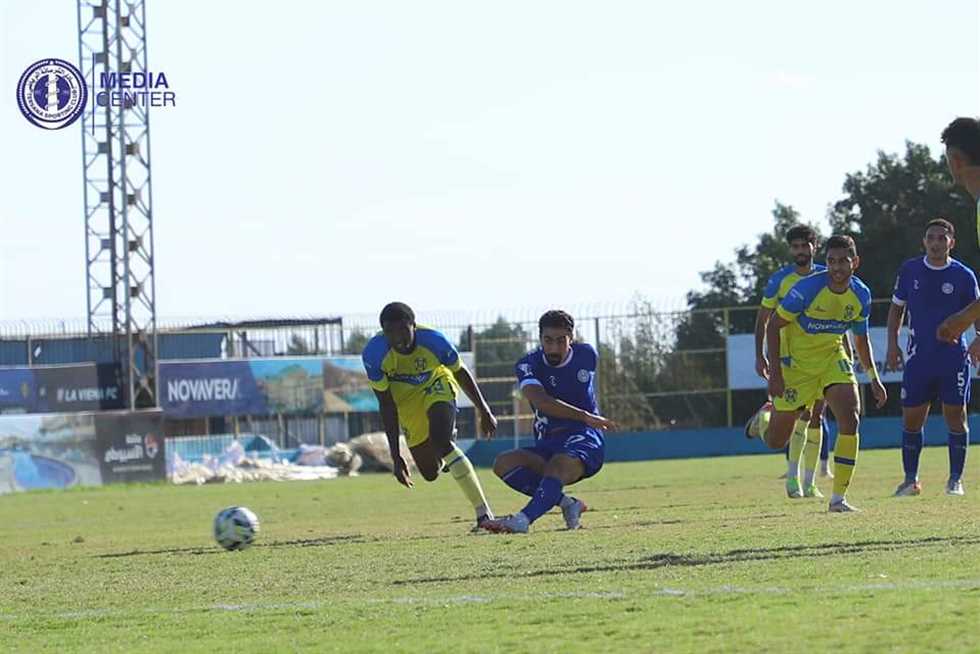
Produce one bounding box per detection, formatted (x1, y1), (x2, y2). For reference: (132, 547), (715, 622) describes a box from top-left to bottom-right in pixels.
(3, 298), (949, 438)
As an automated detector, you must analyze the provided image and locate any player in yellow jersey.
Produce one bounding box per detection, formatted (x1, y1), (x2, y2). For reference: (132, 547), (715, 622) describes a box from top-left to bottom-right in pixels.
(752, 224), (833, 496)
(362, 302), (498, 531)
(753, 236), (886, 512)
(936, 118), (980, 347)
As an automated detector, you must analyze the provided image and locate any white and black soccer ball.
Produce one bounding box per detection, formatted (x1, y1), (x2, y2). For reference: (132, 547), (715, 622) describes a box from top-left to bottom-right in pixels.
(213, 506), (260, 551)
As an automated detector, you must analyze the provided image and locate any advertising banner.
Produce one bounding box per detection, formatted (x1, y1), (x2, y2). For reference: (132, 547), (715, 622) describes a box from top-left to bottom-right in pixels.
(95, 411), (166, 484)
(0, 413), (101, 494)
(0, 363), (124, 413)
(159, 353), (477, 418)
(0, 410), (166, 494)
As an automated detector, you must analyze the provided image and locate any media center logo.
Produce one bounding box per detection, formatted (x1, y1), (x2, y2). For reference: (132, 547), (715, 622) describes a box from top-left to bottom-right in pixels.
(16, 58), (87, 130)
(17, 56), (176, 130)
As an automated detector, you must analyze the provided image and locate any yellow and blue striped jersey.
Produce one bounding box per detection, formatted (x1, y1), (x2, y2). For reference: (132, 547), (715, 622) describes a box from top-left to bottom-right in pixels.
(760, 264), (827, 309)
(361, 326), (462, 405)
(776, 271), (871, 369)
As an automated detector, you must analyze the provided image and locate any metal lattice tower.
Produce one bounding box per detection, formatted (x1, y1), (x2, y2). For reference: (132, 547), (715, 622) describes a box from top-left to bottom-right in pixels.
(77, 0), (158, 409)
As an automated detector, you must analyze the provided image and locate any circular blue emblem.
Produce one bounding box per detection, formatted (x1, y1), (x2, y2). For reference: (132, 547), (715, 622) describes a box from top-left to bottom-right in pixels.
(16, 58), (87, 130)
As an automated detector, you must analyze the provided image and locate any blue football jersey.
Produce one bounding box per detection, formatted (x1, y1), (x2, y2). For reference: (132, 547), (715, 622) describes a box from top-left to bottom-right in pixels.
(892, 256), (980, 359)
(514, 342), (600, 439)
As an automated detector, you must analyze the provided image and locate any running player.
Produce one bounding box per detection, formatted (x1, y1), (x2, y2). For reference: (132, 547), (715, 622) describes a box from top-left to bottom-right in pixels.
(747, 236), (887, 512)
(362, 302), (498, 531)
(482, 310), (616, 534)
(753, 224), (832, 496)
(886, 219), (977, 496)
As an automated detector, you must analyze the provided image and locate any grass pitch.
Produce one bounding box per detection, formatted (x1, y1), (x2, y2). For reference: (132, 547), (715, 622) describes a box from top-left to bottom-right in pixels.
(1, 448), (978, 653)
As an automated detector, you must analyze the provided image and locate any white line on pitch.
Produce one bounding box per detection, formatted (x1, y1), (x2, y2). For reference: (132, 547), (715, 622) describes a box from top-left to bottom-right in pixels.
(1, 578), (978, 622)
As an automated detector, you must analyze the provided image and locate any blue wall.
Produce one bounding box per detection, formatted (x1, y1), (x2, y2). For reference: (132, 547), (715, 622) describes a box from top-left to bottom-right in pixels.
(463, 415), (980, 467)
(0, 333), (225, 366)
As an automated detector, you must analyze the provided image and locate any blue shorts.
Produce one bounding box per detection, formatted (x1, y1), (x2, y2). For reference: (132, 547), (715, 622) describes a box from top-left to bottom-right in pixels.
(523, 429), (605, 479)
(901, 353), (971, 407)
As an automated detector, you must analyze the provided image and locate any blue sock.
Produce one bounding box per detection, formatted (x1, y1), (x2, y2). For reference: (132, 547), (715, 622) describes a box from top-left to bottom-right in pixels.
(500, 466), (540, 495)
(783, 445), (789, 460)
(948, 432), (968, 482)
(820, 428), (830, 460)
(521, 476), (564, 523)
(902, 430), (923, 482)
(501, 466), (568, 503)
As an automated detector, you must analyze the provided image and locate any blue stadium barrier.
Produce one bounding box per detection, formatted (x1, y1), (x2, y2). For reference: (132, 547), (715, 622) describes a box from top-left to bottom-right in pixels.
(0, 333), (225, 367)
(462, 414), (980, 467)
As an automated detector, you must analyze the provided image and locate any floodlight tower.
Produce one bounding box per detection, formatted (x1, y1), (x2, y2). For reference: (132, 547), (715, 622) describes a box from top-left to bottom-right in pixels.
(77, 0), (158, 409)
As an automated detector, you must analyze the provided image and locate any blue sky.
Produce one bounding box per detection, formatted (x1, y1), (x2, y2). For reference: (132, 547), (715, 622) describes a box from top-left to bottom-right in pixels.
(2, 1), (978, 323)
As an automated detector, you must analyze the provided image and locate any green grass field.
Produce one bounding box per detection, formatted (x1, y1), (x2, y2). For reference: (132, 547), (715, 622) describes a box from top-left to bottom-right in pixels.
(1, 448), (978, 653)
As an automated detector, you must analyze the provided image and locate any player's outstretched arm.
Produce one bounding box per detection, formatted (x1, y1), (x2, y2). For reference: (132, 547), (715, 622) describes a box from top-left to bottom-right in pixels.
(521, 384), (617, 431)
(452, 366), (497, 439)
(853, 334), (887, 408)
(372, 389), (412, 488)
(938, 299), (980, 343)
(885, 302), (906, 371)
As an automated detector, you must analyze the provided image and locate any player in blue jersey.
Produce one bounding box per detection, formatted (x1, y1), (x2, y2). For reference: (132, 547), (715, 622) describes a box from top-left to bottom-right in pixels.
(361, 302), (499, 531)
(753, 224), (833, 495)
(935, 119), (980, 343)
(942, 117), (980, 246)
(481, 310), (616, 533)
(750, 236), (887, 512)
(886, 219), (978, 496)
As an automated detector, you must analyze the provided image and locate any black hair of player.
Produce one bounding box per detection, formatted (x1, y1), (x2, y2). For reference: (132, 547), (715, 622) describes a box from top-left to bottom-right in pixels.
(925, 218), (955, 236)
(941, 117), (980, 165)
(539, 310), (574, 335)
(785, 224), (817, 245)
(825, 235), (857, 258)
(379, 302), (415, 327)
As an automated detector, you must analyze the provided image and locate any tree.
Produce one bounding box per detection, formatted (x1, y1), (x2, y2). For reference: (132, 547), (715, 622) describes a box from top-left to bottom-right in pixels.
(459, 317), (532, 422)
(828, 141), (977, 299)
(342, 328), (371, 355)
(286, 334), (312, 355)
(670, 141), (971, 425)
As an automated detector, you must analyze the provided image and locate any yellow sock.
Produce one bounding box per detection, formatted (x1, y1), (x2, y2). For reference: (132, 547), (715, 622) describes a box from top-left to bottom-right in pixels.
(444, 444), (493, 519)
(832, 433), (859, 499)
(803, 426), (822, 484)
(787, 418), (807, 478)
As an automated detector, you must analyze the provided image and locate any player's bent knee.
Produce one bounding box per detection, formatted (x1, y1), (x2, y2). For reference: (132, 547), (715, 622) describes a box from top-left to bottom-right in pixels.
(493, 453), (514, 478)
(838, 412), (859, 433)
(543, 454), (585, 484)
(418, 466), (439, 482)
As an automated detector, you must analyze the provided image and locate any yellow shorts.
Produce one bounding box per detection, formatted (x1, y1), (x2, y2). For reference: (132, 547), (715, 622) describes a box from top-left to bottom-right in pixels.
(773, 351), (856, 412)
(397, 373), (458, 448)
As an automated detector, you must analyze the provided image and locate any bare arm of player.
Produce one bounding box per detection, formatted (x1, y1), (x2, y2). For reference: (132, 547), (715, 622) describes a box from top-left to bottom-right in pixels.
(969, 315), (980, 366)
(754, 307), (773, 380)
(521, 384), (617, 431)
(885, 302), (906, 371)
(372, 389), (412, 488)
(853, 334), (887, 408)
(452, 366), (498, 439)
(765, 313), (790, 399)
(937, 298), (980, 343)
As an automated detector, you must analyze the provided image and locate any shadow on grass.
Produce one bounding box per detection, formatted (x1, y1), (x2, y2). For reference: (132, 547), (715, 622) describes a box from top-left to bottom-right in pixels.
(391, 535), (980, 586)
(94, 534), (369, 558)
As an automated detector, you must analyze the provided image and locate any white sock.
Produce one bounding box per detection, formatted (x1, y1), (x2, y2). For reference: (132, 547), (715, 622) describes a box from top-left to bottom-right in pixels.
(803, 470), (815, 487)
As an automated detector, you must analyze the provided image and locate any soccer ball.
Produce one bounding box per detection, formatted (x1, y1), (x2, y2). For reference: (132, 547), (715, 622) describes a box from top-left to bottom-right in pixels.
(213, 506), (260, 551)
